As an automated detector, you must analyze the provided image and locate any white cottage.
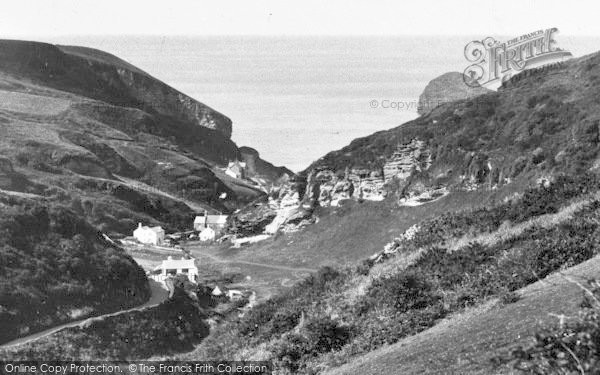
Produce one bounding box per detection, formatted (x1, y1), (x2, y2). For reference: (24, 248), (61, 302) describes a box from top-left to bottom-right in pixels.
(151, 256), (198, 283)
(133, 223), (165, 245)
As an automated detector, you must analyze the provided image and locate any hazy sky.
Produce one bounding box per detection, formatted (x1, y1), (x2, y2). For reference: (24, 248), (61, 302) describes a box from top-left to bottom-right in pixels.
(2, 0), (600, 37)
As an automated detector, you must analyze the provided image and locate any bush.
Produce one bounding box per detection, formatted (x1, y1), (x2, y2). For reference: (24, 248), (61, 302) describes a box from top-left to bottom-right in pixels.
(274, 317), (352, 373)
(360, 271), (440, 314)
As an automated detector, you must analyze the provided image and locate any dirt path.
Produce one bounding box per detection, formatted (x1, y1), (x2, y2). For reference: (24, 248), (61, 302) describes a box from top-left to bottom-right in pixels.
(0, 280), (169, 349)
(190, 247), (317, 273)
(115, 175), (213, 213)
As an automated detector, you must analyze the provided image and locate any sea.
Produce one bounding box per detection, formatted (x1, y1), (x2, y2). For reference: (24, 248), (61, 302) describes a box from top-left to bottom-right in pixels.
(36, 35), (600, 172)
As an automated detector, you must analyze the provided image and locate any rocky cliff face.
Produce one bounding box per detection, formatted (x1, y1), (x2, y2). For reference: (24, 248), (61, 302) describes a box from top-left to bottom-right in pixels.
(417, 72), (491, 116)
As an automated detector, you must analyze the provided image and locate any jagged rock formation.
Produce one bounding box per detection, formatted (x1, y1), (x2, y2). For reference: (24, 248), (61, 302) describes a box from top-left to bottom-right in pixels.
(417, 72), (491, 116)
(382, 139), (432, 182)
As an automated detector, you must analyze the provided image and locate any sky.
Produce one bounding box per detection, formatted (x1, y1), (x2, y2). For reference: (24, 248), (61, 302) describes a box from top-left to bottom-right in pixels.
(1, 0), (600, 37)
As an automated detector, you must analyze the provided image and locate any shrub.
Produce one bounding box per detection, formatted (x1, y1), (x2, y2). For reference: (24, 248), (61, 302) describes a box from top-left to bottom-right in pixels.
(361, 271), (440, 313)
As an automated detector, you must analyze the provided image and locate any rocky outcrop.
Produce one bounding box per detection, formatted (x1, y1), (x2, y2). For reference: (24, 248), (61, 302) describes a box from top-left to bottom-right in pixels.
(239, 146), (293, 182)
(383, 139), (431, 182)
(417, 72), (491, 116)
(227, 199), (278, 237)
(225, 175), (315, 237)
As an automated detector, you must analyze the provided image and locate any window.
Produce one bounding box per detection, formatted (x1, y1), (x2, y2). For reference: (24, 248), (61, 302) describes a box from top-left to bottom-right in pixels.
(167, 269), (177, 275)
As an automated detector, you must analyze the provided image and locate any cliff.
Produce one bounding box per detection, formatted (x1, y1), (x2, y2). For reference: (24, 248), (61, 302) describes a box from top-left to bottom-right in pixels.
(0, 40), (233, 138)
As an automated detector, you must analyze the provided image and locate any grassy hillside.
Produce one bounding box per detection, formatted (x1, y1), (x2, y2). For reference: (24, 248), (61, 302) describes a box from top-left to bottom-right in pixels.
(179, 175), (600, 374)
(325, 255), (600, 375)
(0, 192), (149, 345)
(0, 39), (290, 235)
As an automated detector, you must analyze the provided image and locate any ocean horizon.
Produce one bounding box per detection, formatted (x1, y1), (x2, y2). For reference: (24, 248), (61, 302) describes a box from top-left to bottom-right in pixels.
(28, 34), (600, 172)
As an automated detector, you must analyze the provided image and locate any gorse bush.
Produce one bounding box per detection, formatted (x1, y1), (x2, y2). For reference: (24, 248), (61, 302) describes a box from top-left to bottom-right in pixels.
(274, 317), (353, 373)
(358, 271), (441, 314)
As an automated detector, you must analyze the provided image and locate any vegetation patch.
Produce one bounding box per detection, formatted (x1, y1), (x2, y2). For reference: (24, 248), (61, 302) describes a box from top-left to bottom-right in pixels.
(1, 290), (208, 360)
(0, 193), (149, 345)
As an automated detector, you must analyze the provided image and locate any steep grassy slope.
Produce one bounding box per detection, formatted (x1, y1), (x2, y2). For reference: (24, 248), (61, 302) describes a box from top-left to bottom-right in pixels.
(325, 255), (600, 375)
(0, 39), (290, 235)
(0, 40), (233, 139)
(0, 192), (149, 345)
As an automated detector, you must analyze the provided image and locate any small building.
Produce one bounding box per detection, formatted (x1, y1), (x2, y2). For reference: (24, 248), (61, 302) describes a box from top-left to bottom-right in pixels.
(150, 256), (198, 283)
(212, 286), (223, 296)
(133, 223), (165, 245)
(225, 160), (246, 179)
(207, 215), (228, 231)
(226, 289), (243, 300)
(199, 227), (216, 242)
(194, 211), (228, 232)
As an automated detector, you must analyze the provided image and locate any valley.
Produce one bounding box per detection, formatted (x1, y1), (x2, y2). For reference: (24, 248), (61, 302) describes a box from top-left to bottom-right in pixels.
(2, 37), (600, 375)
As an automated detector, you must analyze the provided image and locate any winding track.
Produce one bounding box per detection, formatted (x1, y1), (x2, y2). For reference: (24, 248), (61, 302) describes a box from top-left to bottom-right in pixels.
(0, 280), (169, 349)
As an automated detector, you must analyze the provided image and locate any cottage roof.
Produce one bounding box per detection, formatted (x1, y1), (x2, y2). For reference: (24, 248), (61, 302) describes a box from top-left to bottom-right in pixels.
(155, 256), (197, 271)
(206, 215), (228, 225)
(135, 223), (164, 234)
